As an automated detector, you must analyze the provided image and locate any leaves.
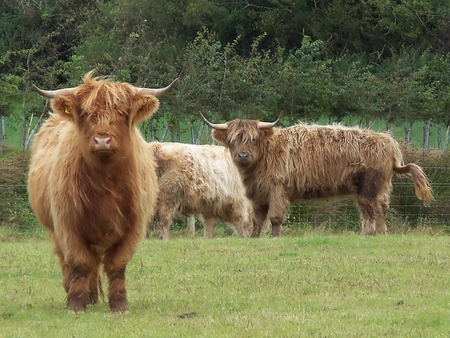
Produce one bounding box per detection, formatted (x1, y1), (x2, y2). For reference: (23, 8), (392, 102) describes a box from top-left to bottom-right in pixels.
(2, 0), (450, 146)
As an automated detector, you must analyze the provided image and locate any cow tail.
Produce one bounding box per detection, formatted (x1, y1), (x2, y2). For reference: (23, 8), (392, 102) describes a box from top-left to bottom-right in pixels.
(393, 164), (434, 207)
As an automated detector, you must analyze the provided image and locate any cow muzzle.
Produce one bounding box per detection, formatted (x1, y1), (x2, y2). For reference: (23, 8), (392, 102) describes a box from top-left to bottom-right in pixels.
(234, 152), (251, 165)
(94, 136), (112, 151)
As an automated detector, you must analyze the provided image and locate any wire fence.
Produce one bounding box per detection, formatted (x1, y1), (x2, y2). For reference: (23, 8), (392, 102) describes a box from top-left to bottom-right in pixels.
(1, 165), (450, 226)
(285, 167), (450, 228)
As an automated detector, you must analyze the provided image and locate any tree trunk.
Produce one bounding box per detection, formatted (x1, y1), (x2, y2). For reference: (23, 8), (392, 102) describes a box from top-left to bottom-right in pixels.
(150, 119), (156, 141)
(21, 99), (27, 150)
(196, 123), (204, 145)
(161, 123), (169, 142)
(176, 118), (181, 142)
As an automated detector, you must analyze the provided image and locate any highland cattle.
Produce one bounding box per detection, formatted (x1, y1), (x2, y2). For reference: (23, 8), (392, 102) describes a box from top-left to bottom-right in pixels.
(28, 71), (177, 312)
(201, 114), (433, 237)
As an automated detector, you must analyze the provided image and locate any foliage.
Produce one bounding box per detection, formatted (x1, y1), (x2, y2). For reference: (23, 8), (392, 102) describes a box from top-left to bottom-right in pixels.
(2, 1), (450, 148)
(0, 151), (40, 235)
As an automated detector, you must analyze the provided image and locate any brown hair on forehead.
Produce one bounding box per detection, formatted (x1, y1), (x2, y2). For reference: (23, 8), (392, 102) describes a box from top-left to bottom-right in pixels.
(226, 119), (261, 144)
(75, 72), (135, 117)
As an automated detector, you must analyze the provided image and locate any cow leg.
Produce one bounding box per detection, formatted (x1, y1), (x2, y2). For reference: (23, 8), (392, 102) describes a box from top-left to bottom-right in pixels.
(53, 238), (70, 295)
(356, 194), (377, 235)
(156, 205), (175, 240)
(102, 231), (142, 313)
(202, 216), (217, 239)
(354, 169), (390, 236)
(65, 246), (98, 312)
(266, 186), (289, 237)
(269, 215), (285, 237)
(251, 205), (269, 238)
(375, 190), (390, 234)
(233, 220), (250, 238)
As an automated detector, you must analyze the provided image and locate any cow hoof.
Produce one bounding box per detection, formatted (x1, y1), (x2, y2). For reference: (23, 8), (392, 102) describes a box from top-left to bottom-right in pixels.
(88, 292), (99, 305)
(109, 297), (129, 313)
(110, 305), (129, 313)
(67, 303), (87, 313)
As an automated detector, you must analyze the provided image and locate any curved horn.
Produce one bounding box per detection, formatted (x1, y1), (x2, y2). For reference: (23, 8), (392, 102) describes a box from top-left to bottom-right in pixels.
(200, 113), (228, 130)
(32, 85), (76, 99)
(257, 113), (282, 129)
(135, 78), (179, 97)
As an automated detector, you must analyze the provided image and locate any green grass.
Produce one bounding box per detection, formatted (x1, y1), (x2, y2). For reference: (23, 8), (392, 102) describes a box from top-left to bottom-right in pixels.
(1, 233), (449, 337)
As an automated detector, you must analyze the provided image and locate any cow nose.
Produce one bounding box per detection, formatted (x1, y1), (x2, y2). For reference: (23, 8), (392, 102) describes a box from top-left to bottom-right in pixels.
(238, 152), (249, 159)
(94, 137), (111, 150)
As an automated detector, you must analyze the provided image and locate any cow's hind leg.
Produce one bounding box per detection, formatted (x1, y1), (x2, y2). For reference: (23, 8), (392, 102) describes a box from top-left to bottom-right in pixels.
(355, 169), (390, 235)
(375, 190), (390, 234)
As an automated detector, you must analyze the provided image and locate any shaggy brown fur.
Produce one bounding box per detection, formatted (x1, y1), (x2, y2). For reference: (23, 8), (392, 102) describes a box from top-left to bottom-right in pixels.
(149, 142), (254, 239)
(211, 119), (434, 237)
(28, 72), (169, 312)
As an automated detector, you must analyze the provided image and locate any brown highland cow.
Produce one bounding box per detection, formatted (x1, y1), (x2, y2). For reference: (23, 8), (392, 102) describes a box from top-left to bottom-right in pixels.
(28, 71), (177, 312)
(201, 114), (433, 237)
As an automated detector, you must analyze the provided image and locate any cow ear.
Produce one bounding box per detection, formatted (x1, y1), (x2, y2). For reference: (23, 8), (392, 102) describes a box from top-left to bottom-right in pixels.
(130, 93), (159, 125)
(260, 127), (275, 140)
(51, 97), (76, 121)
(212, 129), (227, 145)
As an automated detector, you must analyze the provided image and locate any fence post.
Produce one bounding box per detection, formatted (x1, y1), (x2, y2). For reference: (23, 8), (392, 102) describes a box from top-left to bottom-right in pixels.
(444, 126), (450, 152)
(437, 123), (441, 150)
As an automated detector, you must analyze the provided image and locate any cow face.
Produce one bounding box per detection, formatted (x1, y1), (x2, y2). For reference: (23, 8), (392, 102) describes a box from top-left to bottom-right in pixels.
(212, 120), (275, 169)
(51, 82), (159, 167)
(35, 72), (178, 168)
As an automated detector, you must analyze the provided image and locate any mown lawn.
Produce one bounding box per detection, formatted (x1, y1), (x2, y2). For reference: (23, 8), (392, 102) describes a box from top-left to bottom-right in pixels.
(0, 233), (449, 337)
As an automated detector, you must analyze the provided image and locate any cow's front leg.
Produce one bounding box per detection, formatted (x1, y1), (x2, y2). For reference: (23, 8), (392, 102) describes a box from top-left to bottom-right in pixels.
(103, 247), (129, 313)
(202, 215), (217, 239)
(269, 215), (284, 237)
(268, 186), (288, 237)
(103, 229), (143, 313)
(155, 205), (175, 240)
(251, 204), (269, 238)
(65, 246), (97, 312)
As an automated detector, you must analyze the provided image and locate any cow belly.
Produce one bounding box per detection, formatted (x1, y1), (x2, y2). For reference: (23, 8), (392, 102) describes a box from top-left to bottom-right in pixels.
(299, 185), (353, 201)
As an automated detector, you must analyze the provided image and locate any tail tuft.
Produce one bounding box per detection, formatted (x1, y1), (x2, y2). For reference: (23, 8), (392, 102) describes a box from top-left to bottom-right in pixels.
(394, 163), (433, 207)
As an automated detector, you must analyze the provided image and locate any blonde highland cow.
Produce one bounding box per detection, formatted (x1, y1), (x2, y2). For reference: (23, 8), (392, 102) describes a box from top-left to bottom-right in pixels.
(149, 142), (254, 239)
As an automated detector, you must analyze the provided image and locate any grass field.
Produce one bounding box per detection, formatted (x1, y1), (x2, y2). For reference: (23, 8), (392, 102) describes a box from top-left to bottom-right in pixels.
(1, 231), (449, 337)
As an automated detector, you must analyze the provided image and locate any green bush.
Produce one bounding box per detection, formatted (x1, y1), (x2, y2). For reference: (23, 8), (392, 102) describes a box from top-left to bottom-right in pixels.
(0, 150), (40, 236)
